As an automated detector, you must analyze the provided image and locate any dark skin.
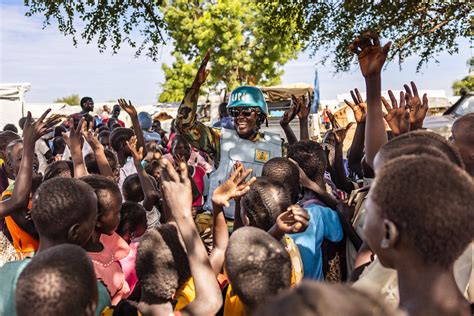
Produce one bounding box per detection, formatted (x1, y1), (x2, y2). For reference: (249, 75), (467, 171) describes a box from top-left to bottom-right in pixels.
(350, 32), (391, 168)
(344, 88), (366, 179)
(63, 118), (88, 178)
(4, 142), (40, 239)
(332, 122), (356, 194)
(211, 164), (255, 275)
(126, 136), (158, 212)
(0, 110), (60, 218)
(451, 119), (474, 177)
(117, 99), (146, 157)
(83, 130), (114, 179)
(279, 94), (311, 145)
(364, 192), (471, 316)
(232, 108), (260, 139)
(83, 191), (122, 253)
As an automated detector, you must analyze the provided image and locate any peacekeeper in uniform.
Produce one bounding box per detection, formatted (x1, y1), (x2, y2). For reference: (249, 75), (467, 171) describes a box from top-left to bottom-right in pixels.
(176, 51), (283, 219)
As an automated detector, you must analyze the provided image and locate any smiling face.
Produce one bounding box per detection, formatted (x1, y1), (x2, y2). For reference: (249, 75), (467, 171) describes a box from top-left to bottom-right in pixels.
(230, 107), (259, 139)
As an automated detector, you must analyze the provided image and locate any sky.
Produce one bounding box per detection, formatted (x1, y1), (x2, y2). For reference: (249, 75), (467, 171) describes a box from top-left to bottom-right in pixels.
(0, 1), (471, 105)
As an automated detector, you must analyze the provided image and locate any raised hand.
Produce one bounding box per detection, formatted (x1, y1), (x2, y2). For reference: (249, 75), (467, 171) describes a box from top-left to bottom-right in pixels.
(296, 94), (311, 120)
(117, 99), (137, 117)
(63, 117), (84, 152)
(344, 89), (367, 123)
(22, 110), (60, 147)
(333, 122), (355, 145)
(280, 95), (301, 126)
(191, 49), (211, 91)
(403, 81), (428, 130)
(275, 205), (310, 234)
(125, 136), (144, 164)
(82, 130), (104, 152)
(382, 90), (410, 136)
(350, 32), (391, 79)
(159, 158), (193, 220)
(212, 163), (256, 208)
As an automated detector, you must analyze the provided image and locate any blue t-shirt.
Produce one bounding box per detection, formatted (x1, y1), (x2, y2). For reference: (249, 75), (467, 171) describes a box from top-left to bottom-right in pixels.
(0, 258), (111, 316)
(292, 202), (343, 280)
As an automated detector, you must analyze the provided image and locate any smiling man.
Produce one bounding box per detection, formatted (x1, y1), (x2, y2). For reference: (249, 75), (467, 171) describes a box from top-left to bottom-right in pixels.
(176, 52), (282, 218)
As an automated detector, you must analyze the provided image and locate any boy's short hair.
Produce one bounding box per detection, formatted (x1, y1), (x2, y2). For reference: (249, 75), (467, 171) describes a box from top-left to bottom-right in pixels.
(109, 127), (134, 152)
(287, 140), (327, 183)
(371, 156), (474, 267)
(122, 174), (144, 202)
(241, 177), (291, 231)
(377, 130), (464, 168)
(255, 281), (399, 316)
(80, 174), (121, 216)
(16, 244), (97, 316)
(43, 160), (74, 181)
(98, 126), (110, 134)
(3, 124), (18, 133)
(84, 149), (118, 174)
(262, 157), (300, 204)
(31, 177), (97, 241)
(225, 227), (291, 308)
(136, 224), (191, 302)
(0, 130), (20, 160)
(117, 201), (147, 237)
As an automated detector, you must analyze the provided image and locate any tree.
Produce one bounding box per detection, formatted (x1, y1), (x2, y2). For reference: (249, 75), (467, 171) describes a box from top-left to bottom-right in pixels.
(54, 94), (80, 105)
(159, 0), (301, 102)
(24, 0), (166, 61)
(259, 1), (471, 72)
(452, 76), (474, 96)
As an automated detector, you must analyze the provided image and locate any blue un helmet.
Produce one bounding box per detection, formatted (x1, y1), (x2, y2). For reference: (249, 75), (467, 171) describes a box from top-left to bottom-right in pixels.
(138, 112), (152, 130)
(227, 86), (268, 126)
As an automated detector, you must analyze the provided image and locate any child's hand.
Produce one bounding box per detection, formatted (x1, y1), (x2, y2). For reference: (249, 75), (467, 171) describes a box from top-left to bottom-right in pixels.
(212, 163), (256, 207)
(404, 81), (428, 130)
(63, 117), (84, 152)
(297, 94), (311, 120)
(276, 205), (310, 234)
(344, 89), (367, 124)
(159, 158), (193, 220)
(280, 96), (301, 127)
(382, 90), (410, 136)
(333, 122), (355, 146)
(126, 136), (144, 165)
(350, 32), (391, 79)
(22, 110), (60, 147)
(117, 99), (138, 118)
(82, 130), (104, 152)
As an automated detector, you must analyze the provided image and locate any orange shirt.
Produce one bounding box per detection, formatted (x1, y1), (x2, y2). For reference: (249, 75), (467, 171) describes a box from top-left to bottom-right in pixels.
(1, 184), (38, 259)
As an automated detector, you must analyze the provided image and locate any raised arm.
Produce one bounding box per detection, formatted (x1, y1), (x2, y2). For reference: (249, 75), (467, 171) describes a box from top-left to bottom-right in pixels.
(345, 89), (366, 179)
(63, 118), (88, 178)
(350, 33), (391, 168)
(126, 136), (158, 211)
(159, 159), (222, 315)
(332, 122), (356, 194)
(117, 99), (146, 156)
(210, 164), (255, 275)
(279, 96), (300, 145)
(82, 130), (114, 179)
(297, 93), (311, 141)
(176, 51), (222, 160)
(0, 110), (59, 217)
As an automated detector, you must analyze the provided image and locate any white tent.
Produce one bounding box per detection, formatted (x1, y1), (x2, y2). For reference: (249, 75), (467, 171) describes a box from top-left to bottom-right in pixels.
(0, 83), (31, 129)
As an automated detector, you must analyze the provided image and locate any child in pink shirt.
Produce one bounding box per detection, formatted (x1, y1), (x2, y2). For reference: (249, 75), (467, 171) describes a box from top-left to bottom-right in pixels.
(82, 175), (131, 305)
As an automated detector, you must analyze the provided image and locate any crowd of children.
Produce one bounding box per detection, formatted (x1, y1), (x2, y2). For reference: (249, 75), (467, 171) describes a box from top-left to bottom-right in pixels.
(0, 33), (473, 316)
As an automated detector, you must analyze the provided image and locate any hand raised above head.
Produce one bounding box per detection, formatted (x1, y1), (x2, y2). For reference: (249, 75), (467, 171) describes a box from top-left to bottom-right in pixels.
(350, 32), (391, 79)
(62, 117), (84, 151)
(117, 99), (137, 117)
(280, 95), (301, 126)
(403, 81), (428, 130)
(125, 136), (144, 164)
(159, 158), (193, 220)
(344, 88), (367, 123)
(191, 49), (211, 90)
(382, 90), (410, 136)
(22, 109), (61, 146)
